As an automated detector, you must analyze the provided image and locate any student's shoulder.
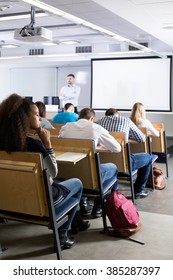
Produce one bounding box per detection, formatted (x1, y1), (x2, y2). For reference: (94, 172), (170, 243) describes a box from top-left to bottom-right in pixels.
(93, 121), (108, 131)
(26, 137), (46, 153)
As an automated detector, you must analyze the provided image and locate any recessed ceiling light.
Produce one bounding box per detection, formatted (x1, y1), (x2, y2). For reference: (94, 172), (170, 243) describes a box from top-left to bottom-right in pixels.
(61, 40), (80, 45)
(41, 42), (58, 46)
(0, 44), (20, 48)
(162, 23), (173, 29)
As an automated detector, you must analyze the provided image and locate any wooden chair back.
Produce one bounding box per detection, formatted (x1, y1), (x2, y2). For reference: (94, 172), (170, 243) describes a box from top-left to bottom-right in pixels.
(100, 132), (128, 173)
(0, 151), (78, 259)
(49, 124), (64, 136)
(0, 152), (49, 218)
(150, 123), (169, 177)
(129, 127), (150, 154)
(50, 137), (99, 190)
(151, 123), (165, 153)
(51, 123), (64, 130)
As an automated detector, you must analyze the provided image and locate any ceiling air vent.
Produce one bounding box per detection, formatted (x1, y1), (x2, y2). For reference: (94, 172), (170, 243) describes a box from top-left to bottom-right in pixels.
(29, 49), (44, 55)
(129, 42), (148, 51)
(76, 46), (92, 53)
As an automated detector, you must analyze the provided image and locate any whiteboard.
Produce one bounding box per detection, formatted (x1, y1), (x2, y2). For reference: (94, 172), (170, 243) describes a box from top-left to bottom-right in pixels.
(10, 68), (57, 102)
(91, 56), (172, 112)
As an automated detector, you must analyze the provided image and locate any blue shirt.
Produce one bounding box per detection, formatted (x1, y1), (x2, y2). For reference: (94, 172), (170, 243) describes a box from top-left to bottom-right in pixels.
(52, 112), (78, 124)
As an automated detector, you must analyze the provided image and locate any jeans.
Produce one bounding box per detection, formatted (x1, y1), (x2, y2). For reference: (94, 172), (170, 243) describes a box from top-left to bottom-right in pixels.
(81, 162), (118, 202)
(130, 153), (152, 194)
(54, 178), (82, 238)
(100, 163), (118, 190)
(81, 162), (118, 209)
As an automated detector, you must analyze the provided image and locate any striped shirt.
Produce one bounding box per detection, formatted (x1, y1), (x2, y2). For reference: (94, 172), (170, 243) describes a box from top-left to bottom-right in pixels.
(96, 115), (145, 143)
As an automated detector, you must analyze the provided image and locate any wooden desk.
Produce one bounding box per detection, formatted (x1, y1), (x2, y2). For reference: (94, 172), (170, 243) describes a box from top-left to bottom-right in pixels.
(55, 152), (87, 165)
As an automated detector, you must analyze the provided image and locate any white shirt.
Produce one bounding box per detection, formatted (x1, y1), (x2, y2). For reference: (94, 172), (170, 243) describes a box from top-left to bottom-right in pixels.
(138, 118), (159, 137)
(59, 119), (121, 153)
(59, 84), (81, 107)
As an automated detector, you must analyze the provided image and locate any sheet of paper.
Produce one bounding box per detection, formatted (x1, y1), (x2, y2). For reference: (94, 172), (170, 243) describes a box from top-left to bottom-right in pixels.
(56, 152), (87, 163)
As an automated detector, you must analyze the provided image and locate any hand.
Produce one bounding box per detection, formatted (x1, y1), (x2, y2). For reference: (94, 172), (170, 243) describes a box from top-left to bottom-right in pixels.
(37, 127), (52, 149)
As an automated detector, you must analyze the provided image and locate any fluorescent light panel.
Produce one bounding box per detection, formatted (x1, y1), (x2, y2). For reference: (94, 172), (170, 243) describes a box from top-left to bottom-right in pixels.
(0, 56), (22, 60)
(61, 40), (80, 45)
(0, 12), (47, 21)
(21, 0), (65, 16)
(0, 44), (19, 48)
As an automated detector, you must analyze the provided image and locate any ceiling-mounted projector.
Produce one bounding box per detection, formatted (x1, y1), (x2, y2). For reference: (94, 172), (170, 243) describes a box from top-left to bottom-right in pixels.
(14, 26), (52, 42)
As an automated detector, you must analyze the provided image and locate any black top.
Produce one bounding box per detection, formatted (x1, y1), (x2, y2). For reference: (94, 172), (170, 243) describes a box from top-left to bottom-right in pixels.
(26, 137), (69, 206)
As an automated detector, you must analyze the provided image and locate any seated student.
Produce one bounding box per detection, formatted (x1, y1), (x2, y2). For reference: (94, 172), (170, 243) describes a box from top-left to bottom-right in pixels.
(59, 107), (121, 217)
(52, 103), (79, 124)
(130, 102), (159, 137)
(35, 101), (55, 130)
(52, 103), (78, 124)
(0, 94), (89, 249)
(96, 108), (146, 143)
(96, 108), (153, 198)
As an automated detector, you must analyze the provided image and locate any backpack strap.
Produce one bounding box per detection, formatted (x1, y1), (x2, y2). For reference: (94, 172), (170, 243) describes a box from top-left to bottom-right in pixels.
(106, 226), (145, 245)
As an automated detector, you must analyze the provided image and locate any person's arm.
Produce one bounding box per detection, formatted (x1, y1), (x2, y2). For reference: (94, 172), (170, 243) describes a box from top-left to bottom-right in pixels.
(58, 86), (69, 100)
(63, 85), (81, 100)
(94, 124), (121, 152)
(37, 127), (58, 178)
(142, 119), (160, 137)
(129, 119), (146, 142)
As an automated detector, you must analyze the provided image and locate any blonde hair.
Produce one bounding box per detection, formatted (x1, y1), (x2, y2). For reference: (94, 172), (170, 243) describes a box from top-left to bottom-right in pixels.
(130, 102), (146, 125)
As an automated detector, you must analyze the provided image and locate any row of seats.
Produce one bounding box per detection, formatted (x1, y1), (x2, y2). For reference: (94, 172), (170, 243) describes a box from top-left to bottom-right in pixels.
(49, 122), (169, 177)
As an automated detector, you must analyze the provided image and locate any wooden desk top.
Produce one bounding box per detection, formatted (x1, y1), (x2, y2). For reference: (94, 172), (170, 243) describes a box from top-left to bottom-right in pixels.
(55, 152), (87, 165)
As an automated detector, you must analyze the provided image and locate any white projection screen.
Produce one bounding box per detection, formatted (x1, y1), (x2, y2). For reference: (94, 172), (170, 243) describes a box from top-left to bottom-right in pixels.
(91, 56), (172, 112)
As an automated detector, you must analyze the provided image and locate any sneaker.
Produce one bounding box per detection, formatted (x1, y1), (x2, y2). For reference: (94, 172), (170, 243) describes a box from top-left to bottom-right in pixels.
(135, 190), (149, 199)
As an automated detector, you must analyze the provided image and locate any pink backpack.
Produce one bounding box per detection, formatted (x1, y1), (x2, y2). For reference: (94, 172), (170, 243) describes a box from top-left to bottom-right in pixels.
(105, 190), (142, 237)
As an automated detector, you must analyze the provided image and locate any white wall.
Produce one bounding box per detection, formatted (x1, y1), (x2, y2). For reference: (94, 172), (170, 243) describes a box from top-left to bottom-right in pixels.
(0, 69), (11, 100)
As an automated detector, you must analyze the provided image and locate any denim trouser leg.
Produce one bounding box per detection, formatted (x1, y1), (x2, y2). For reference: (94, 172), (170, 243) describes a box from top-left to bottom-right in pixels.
(100, 163), (118, 190)
(54, 178), (83, 238)
(130, 153), (152, 194)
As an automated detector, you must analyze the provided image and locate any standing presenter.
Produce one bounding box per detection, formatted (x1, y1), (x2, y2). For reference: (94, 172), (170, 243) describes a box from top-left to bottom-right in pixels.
(59, 74), (81, 113)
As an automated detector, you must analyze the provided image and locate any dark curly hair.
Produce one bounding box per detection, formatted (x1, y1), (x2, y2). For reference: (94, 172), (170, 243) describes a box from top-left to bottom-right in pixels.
(0, 93), (34, 152)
